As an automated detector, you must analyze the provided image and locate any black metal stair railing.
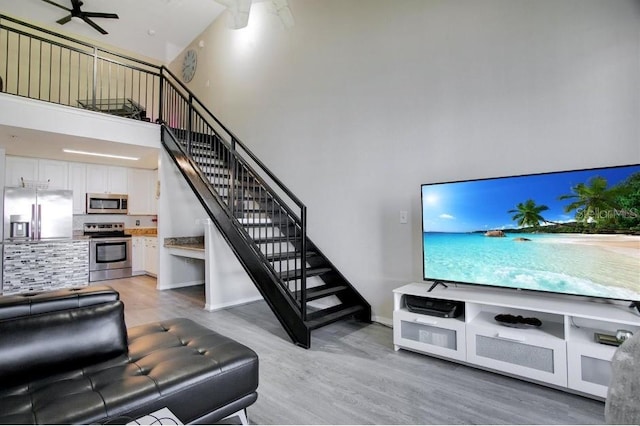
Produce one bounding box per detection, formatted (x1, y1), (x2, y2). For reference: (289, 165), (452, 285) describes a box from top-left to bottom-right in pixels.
(161, 124), (312, 346)
(159, 68), (310, 322)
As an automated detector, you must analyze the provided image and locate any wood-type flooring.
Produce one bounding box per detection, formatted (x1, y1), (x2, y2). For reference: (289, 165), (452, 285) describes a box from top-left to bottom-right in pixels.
(103, 276), (606, 425)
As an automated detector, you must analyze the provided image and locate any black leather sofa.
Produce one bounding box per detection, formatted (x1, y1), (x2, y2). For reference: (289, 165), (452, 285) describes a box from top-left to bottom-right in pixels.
(0, 286), (259, 424)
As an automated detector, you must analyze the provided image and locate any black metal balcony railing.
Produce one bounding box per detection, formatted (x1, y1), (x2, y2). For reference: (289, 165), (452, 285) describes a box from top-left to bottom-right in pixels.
(0, 14), (162, 121)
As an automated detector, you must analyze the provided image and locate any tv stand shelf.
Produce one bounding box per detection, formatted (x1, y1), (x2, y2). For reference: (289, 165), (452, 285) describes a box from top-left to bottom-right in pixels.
(393, 283), (640, 399)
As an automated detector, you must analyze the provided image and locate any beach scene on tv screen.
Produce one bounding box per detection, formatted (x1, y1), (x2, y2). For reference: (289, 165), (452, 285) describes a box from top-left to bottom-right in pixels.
(422, 165), (640, 301)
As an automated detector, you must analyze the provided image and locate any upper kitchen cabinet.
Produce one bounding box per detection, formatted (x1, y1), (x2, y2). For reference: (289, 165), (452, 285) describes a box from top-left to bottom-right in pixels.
(86, 165), (128, 194)
(5, 157), (68, 189)
(127, 168), (158, 215)
(68, 163), (87, 214)
(38, 159), (68, 189)
(5, 156), (38, 187)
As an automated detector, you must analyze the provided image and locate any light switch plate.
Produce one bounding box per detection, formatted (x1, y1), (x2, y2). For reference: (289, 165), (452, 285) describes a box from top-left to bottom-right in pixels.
(400, 211), (408, 224)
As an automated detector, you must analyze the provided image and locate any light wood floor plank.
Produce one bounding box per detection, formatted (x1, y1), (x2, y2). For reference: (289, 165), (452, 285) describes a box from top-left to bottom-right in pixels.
(100, 276), (605, 424)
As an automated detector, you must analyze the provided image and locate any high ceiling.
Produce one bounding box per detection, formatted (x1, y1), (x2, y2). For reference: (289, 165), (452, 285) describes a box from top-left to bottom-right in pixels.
(0, 0), (226, 63)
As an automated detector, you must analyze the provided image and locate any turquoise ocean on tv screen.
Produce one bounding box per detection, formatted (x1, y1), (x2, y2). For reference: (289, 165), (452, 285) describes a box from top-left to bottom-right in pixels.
(423, 232), (640, 300)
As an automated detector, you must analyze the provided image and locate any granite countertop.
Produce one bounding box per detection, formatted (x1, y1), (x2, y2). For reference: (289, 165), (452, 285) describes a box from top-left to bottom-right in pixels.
(164, 236), (204, 251)
(4, 237), (89, 244)
(126, 228), (158, 236)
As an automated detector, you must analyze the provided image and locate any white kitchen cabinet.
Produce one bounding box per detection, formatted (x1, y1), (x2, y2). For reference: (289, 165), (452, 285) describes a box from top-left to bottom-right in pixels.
(67, 163), (87, 214)
(86, 164), (128, 194)
(143, 236), (158, 276)
(108, 166), (128, 194)
(131, 236), (145, 276)
(37, 159), (68, 189)
(6, 156), (68, 189)
(5, 156), (38, 187)
(127, 168), (158, 215)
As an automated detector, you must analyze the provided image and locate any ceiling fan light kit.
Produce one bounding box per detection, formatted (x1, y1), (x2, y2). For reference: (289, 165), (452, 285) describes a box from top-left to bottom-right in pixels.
(41, 0), (119, 35)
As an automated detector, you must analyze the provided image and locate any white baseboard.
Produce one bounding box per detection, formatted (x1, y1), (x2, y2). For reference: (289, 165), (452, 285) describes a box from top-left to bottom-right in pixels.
(373, 315), (392, 328)
(157, 280), (204, 290)
(204, 295), (263, 312)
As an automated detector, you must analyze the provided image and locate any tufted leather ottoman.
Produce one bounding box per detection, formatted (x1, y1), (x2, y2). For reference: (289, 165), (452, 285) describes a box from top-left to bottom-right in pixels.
(0, 288), (259, 425)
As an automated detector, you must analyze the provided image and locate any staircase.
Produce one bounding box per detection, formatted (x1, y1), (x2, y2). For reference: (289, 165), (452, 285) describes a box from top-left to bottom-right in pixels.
(159, 80), (371, 349)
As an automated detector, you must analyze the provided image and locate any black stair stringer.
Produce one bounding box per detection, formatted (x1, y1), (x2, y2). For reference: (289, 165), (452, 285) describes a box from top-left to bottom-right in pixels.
(161, 126), (312, 348)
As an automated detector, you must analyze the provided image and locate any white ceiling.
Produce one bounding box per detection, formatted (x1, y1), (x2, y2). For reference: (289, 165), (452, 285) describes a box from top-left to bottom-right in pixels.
(0, 0), (226, 63)
(0, 125), (161, 169)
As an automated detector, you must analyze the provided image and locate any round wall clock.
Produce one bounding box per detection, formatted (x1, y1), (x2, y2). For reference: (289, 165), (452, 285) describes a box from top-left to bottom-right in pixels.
(181, 49), (197, 83)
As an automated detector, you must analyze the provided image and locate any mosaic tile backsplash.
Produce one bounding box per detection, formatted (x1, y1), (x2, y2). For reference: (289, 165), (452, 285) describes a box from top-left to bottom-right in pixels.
(2, 240), (89, 295)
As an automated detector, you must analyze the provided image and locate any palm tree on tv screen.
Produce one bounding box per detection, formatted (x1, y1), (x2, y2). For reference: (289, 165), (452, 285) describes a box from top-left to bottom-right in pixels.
(558, 176), (623, 224)
(508, 199), (549, 229)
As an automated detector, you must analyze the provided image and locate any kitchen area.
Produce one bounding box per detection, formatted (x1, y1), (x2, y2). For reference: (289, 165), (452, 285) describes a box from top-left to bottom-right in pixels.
(0, 95), (220, 303)
(1, 154), (159, 295)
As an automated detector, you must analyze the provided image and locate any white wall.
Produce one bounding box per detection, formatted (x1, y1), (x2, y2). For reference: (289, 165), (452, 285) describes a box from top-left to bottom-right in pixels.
(171, 0), (640, 323)
(157, 150), (208, 289)
(157, 150), (259, 296)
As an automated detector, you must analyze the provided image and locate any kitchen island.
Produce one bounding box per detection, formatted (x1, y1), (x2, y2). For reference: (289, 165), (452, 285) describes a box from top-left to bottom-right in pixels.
(2, 239), (89, 295)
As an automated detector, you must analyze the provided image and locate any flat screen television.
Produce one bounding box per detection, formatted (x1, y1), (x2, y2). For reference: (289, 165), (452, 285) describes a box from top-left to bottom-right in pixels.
(422, 164), (640, 302)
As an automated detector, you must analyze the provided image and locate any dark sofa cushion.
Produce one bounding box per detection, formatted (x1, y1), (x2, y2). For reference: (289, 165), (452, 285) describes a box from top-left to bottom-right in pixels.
(0, 318), (259, 425)
(0, 300), (128, 387)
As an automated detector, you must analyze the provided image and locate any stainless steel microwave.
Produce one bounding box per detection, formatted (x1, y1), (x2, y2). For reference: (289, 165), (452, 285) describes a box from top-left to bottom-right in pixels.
(86, 193), (128, 214)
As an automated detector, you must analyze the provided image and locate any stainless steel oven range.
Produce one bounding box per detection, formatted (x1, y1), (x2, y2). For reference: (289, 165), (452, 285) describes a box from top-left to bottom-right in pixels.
(85, 222), (132, 282)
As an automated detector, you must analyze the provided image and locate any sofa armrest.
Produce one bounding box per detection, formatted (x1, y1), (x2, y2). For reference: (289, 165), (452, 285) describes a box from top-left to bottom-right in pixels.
(0, 300), (128, 388)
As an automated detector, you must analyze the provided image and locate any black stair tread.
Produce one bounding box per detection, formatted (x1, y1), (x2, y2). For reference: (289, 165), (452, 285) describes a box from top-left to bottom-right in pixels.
(294, 284), (349, 302)
(265, 251), (318, 262)
(252, 235), (302, 244)
(305, 304), (367, 330)
(210, 182), (264, 191)
(241, 219), (292, 227)
(279, 266), (331, 281)
(205, 172), (231, 179)
(221, 195), (272, 203)
(232, 207), (268, 214)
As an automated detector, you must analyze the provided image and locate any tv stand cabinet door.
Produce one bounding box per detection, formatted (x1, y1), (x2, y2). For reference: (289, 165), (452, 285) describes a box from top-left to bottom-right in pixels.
(567, 341), (616, 399)
(466, 324), (567, 387)
(393, 309), (466, 362)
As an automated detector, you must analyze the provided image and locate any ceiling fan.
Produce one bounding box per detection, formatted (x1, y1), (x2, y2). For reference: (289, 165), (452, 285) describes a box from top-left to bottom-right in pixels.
(41, 0), (119, 35)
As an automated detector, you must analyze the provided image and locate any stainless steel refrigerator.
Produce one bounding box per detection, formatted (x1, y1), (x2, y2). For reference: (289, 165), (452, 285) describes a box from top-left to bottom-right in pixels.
(3, 187), (73, 241)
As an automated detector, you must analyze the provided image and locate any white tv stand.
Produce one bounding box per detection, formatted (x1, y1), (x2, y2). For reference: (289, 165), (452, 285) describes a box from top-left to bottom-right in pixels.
(393, 282), (640, 399)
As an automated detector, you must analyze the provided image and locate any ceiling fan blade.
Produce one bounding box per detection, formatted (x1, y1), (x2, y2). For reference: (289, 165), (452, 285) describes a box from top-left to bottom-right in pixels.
(82, 16), (108, 35)
(82, 12), (119, 19)
(56, 14), (73, 25)
(41, 0), (72, 13)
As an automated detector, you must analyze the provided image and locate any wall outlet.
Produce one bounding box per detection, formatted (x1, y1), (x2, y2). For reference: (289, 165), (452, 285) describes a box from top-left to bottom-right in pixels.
(135, 219), (140, 226)
(400, 211), (408, 224)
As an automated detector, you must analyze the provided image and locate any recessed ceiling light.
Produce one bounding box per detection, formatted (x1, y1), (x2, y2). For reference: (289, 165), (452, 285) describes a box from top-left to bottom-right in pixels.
(147, 29), (156, 36)
(63, 149), (139, 161)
